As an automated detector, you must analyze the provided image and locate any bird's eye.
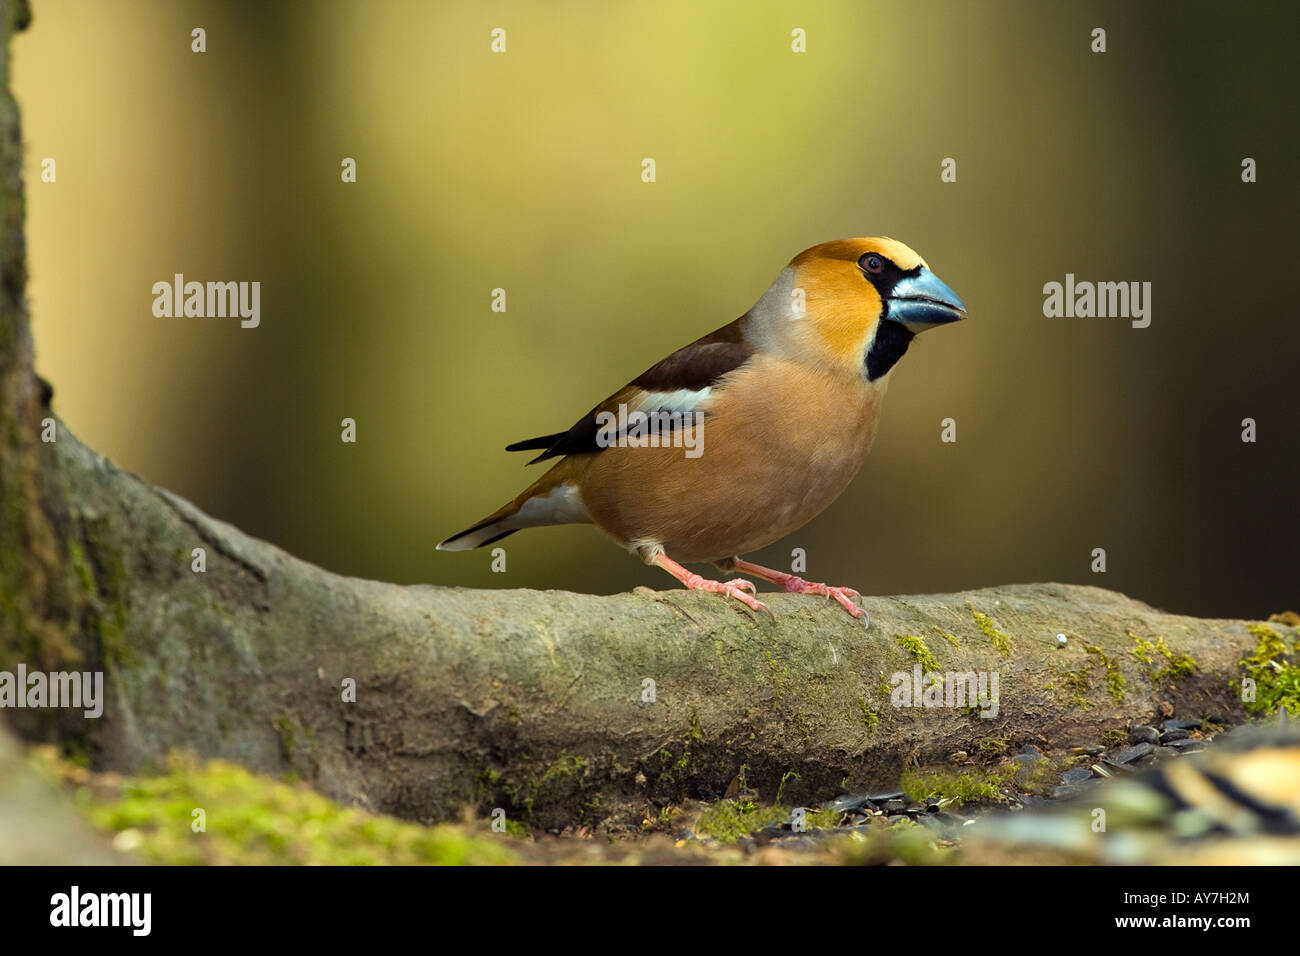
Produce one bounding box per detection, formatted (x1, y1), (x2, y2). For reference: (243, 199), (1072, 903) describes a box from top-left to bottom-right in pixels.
(861, 253), (885, 275)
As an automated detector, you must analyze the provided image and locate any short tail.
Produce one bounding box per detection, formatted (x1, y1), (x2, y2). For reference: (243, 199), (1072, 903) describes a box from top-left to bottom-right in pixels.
(436, 459), (590, 552)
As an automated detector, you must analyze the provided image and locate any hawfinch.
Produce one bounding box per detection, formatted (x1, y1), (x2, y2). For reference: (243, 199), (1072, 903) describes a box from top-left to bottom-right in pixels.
(439, 238), (966, 618)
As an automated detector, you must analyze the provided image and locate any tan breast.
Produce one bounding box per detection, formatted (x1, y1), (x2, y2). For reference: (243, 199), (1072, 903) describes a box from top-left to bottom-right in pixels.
(579, 355), (886, 562)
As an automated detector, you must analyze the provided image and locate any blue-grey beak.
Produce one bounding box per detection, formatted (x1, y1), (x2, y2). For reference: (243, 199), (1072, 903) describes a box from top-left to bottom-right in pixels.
(885, 268), (967, 331)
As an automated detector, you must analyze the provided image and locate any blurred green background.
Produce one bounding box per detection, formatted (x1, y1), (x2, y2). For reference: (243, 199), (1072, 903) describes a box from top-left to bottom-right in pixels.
(13, 1), (1297, 619)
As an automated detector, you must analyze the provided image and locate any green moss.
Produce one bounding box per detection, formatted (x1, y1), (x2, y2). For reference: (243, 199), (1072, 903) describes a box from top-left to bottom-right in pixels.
(1084, 645), (1126, 703)
(1156, 649), (1197, 680)
(696, 799), (790, 843)
(696, 794), (843, 843)
(77, 517), (132, 668)
(1130, 632), (1156, 665)
(473, 749), (593, 818)
(67, 539), (94, 593)
(1, 514), (131, 673)
(803, 806), (843, 830)
(654, 716), (708, 784)
(474, 767), (503, 801)
(969, 607), (1012, 658)
(763, 651), (792, 706)
(500, 817), (528, 838)
(1238, 623), (1300, 717)
(933, 626), (960, 648)
(894, 634), (941, 673)
(900, 766), (1011, 807)
(858, 697), (879, 730)
(1131, 632), (1197, 681)
(1102, 728), (1127, 747)
(1012, 754), (1067, 796)
(540, 751), (589, 786)
(40, 750), (518, 865)
(683, 715), (704, 744)
(1058, 666), (1093, 709)
(1064, 670), (1088, 693)
(271, 711), (321, 779)
(976, 737), (1007, 755)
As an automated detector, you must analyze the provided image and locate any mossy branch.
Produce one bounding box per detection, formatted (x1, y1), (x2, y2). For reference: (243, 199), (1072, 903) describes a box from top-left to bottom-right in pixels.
(2, 424), (1290, 828)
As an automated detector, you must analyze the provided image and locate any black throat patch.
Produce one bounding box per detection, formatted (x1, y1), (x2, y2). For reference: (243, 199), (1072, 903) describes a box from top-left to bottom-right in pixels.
(864, 319), (914, 381)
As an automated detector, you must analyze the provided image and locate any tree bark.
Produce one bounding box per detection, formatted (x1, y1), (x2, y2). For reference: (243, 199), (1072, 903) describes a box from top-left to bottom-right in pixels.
(8, 422), (1287, 827)
(0, 0), (1289, 831)
(2, 0), (87, 680)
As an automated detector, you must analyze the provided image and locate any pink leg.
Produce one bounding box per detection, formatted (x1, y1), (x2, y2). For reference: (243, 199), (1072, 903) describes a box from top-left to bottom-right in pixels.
(648, 552), (771, 617)
(721, 557), (867, 620)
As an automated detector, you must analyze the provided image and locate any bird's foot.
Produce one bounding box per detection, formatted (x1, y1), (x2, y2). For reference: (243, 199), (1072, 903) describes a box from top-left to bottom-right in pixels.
(647, 552), (772, 618)
(721, 557), (868, 621)
(680, 571), (772, 617)
(780, 578), (866, 619)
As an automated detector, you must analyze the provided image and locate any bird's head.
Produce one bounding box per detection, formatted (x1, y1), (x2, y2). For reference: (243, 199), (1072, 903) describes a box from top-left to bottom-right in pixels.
(752, 237), (966, 380)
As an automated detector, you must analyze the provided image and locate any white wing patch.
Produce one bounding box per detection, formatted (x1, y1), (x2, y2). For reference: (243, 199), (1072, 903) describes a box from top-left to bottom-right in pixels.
(629, 387), (714, 417)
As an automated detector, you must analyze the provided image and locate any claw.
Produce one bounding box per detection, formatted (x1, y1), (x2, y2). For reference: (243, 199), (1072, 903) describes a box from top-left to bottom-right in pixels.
(778, 576), (866, 619)
(723, 557), (868, 621)
(824, 586), (868, 620)
(680, 571), (769, 616)
(721, 582), (772, 618)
